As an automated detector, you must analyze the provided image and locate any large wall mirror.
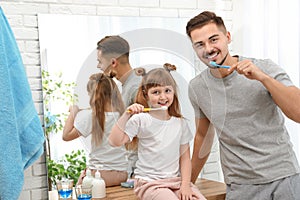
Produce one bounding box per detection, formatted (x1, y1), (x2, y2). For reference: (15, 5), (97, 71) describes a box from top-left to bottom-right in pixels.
(38, 14), (200, 190)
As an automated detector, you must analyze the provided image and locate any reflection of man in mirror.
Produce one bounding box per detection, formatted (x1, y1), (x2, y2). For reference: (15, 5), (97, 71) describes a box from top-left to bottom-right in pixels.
(96, 35), (142, 108)
(96, 35), (141, 178)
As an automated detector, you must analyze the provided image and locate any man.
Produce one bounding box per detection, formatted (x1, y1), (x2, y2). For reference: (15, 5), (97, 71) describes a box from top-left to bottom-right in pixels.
(186, 11), (300, 199)
(97, 35), (141, 178)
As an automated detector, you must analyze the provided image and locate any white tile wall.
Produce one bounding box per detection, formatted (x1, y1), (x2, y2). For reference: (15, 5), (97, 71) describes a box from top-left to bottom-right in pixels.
(0, 1), (232, 199)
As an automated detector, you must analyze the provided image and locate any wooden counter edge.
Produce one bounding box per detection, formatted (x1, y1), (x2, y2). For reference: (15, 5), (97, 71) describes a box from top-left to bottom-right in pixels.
(104, 178), (226, 200)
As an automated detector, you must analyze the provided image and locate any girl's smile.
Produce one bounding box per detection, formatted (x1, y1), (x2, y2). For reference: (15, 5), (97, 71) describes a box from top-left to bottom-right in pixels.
(147, 85), (174, 109)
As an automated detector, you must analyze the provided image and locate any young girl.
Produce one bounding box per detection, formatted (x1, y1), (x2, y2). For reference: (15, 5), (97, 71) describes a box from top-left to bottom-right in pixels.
(109, 64), (206, 200)
(63, 72), (128, 186)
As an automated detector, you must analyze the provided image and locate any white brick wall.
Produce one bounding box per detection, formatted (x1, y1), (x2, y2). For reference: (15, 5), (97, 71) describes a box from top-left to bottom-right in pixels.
(0, 1), (232, 199)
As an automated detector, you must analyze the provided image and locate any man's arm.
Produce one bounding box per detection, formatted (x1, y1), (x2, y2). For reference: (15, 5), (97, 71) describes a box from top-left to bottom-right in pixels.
(261, 79), (300, 123)
(231, 60), (300, 123)
(191, 117), (215, 183)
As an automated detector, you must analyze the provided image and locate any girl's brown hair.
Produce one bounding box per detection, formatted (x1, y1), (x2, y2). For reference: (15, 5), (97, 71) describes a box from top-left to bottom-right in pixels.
(87, 73), (124, 148)
(134, 63), (182, 118)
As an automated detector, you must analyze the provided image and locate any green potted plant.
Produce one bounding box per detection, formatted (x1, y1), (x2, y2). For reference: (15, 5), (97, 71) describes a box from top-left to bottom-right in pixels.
(47, 149), (86, 189)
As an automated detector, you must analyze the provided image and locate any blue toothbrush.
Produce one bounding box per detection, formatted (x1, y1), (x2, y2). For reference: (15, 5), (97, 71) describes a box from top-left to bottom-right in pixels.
(209, 61), (230, 69)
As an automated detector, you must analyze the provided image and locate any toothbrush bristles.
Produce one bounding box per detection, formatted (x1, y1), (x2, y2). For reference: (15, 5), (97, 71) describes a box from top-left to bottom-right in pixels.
(144, 106), (168, 111)
(160, 106), (168, 110)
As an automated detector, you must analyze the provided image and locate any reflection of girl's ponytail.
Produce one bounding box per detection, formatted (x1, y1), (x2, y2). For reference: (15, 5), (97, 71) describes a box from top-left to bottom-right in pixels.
(87, 73), (124, 148)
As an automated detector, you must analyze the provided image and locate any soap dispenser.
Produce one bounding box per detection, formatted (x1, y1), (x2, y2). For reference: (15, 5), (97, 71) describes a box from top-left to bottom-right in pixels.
(82, 168), (93, 188)
(92, 170), (106, 199)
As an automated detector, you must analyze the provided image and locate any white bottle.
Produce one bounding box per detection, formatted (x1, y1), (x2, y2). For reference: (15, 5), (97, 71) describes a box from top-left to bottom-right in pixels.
(92, 170), (106, 199)
(82, 168), (93, 188)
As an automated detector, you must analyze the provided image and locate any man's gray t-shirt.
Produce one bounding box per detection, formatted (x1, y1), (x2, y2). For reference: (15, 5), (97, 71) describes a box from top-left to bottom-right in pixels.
(122, 70), (142, 107)
(188, 56), (300, 184)
(121, 70), (142, 176)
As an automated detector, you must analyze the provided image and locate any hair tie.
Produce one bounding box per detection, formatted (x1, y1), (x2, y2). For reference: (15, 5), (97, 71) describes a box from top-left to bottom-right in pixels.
(134, 67), (146, 76)
(163, 63), (177, 72)
(108, 71), (117, 79)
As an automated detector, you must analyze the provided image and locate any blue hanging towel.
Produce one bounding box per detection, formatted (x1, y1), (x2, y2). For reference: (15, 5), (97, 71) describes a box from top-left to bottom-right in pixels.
(0, 7), (45, 200)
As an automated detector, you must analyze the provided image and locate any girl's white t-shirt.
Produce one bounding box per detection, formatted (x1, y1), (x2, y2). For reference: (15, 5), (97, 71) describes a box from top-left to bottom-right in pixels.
(74, 110), (128, 171)
(124, 113), (193, 181)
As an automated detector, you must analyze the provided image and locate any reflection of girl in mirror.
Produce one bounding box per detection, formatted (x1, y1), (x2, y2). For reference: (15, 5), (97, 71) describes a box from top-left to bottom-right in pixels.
(63, 72), (128, 186)
(109, 64), (206, 200)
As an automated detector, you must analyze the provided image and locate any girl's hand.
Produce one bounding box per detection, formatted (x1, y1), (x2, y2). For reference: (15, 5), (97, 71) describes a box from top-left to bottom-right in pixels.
(69, 105), (79, 117)
(179, 183), (200, 200)
(126, 103), (144, 114)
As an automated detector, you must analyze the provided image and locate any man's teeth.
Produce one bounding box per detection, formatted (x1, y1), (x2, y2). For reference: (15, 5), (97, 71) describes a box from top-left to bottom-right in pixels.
(206, 52), (218, 59)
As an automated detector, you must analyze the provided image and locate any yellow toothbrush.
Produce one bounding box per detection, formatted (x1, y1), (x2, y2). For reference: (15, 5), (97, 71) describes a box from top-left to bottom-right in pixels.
(127, 106), (168, 113)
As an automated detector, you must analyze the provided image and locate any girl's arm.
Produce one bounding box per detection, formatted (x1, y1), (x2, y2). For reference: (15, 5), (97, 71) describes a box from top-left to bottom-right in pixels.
(109, 103), (144, 147)
(63, 105), (81, 141)
(179, 143), (200, 199)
